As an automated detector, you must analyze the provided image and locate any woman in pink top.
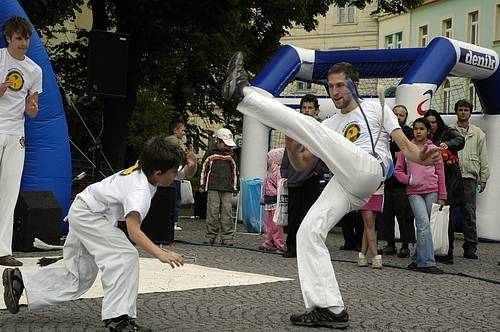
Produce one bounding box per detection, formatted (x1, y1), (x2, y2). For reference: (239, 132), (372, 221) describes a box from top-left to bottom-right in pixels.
(394, 117), (446, 274)
(259, 148), (286, 252)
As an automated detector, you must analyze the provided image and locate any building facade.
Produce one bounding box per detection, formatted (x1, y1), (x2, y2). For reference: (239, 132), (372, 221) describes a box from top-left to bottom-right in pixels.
(378, 0), (500, 113)
(280, 2), (380, 97)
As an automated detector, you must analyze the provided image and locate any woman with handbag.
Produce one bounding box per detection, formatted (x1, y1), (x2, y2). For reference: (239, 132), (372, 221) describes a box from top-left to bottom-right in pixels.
(424, 109), (465, 264)
(394, 117), (446, 274)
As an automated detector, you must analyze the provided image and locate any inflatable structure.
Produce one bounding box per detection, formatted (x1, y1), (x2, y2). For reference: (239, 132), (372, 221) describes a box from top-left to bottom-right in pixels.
(241, 37), (500, 241)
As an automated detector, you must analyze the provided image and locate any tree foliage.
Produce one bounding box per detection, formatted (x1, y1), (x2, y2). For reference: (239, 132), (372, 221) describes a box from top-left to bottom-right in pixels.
(20, 0), (423, 169)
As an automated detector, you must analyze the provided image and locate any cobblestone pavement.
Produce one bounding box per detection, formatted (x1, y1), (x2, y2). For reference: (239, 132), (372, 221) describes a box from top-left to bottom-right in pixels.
(2, 215), (499, 331)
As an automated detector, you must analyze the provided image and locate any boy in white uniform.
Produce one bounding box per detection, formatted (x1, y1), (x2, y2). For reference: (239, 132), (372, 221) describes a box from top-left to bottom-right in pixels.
(222, 53), (440, 329)
(0, 16), (42, 267)
(3, 136), (186, 332)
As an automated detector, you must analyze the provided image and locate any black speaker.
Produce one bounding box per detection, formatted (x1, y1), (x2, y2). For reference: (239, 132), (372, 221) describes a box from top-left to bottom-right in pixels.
(87, 30), (129, 97)
(119, 186), (176, 244)
(13, 191), (62, 252)
(141, 186), (175, 244)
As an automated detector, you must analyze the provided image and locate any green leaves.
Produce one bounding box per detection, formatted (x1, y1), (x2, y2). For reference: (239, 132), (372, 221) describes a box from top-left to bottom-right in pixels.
(23, 0), (423, 166)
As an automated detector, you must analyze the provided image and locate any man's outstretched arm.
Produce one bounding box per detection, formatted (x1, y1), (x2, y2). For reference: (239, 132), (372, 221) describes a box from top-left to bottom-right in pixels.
(391, 128), (441, 165)
(285, 136), (316, 171)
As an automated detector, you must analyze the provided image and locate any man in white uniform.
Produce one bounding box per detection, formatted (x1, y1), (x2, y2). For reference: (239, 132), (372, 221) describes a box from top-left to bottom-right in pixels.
(0, 16), (42, 267)
(222, 52), (440, 329)
(3, 136), (187, 331)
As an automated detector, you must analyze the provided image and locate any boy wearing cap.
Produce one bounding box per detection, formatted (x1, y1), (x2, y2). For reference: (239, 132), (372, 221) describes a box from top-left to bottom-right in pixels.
(200, 128), (239, 245)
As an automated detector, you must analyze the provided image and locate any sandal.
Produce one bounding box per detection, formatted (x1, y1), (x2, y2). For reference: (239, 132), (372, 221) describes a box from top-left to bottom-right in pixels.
(2, 268), (24, 314)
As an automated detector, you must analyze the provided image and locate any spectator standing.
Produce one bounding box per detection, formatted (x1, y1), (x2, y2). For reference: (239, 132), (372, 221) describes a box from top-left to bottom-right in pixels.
(357, 188), (384, 268)
(0, 17), (42, 267)
(379, 105), (415, 258)
(394, 117), (446, 274)
(259, 148), (286, 252)
(339, 211), (363, 251)
(449, 99), (489, 259)
(280, 94), (324, 258)
(166, 120), (187, 231)
(200, 128), (239, 245)
(424, 109), (465, 264)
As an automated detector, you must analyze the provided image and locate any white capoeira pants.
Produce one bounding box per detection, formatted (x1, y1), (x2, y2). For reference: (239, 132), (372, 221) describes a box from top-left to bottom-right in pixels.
(23, 197), (140, 320)
(238, 87), (384, 310)
(0, 134), (25, 257)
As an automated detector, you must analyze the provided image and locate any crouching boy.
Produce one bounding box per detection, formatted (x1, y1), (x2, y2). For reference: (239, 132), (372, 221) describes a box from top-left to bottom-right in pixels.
(3, 135), (185, 331)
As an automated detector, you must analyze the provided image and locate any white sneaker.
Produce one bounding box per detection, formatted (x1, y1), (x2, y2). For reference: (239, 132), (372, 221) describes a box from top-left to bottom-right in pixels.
(358, 252), (368, 267)
(372, 255), (383, 269)
(174, 224), (182, 231)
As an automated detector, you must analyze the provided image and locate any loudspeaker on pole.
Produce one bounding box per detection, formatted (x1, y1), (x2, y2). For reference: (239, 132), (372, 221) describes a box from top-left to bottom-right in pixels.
(87, 30), (129, 97)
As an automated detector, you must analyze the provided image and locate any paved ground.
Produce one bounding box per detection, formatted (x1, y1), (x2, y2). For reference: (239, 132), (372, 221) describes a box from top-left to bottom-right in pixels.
(2, 215), (499, 331)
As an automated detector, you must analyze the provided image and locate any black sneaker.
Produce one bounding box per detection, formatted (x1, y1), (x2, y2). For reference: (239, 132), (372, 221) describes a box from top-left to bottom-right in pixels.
(407, 262), (418, 270)
(397, 247), (410, 258)
(339, 243), (357, 251)
(290, 307), (349, 329)
(379, 245), (397, 255)
(2, 268), (24, 314)
(282, 249), (297, 258)
(105, 315), (152, 332)
(417, 266), (444, 274)
(435, 255), (454, 264)
(222, 51), (249, 101)
(463, 250), (478, 260)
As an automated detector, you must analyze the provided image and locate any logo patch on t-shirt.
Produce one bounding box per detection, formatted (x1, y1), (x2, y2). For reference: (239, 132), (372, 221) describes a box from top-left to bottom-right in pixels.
(6, 70), (24, 91)
(344, 123), (360, 142)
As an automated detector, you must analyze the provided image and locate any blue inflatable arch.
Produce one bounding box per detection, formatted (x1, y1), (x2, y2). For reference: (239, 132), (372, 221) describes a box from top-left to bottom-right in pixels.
(242, 37), (500, 241)
(252, 37), (499, 115)
(0, 0), (71, 233)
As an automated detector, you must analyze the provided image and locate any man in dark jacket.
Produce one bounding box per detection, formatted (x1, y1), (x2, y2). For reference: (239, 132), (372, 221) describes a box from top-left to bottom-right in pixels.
(280, 94), (324, 258)
(379, 105), (415, 257)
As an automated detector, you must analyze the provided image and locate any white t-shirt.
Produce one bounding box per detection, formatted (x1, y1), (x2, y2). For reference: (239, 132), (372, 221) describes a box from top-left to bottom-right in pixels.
(0, 48), (43, 135)
(322, 100), (400, 167)
(78, 168), (157, 225)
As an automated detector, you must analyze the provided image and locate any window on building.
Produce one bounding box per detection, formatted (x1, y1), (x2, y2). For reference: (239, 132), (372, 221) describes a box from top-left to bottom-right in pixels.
(495, 5), (500, 41)
(337, 5), (355, 24)
(385, 32), (403, 49)
(468, 11), (479, 45)
(443, 80), (451, 113)
(442, 18), (453, 38)
(385, 35), (394, 49)
(419, 25), (428, 47)
(395, 32), (403, 48)
(296, 81), (312, 91)
(469, 82), (479, 111)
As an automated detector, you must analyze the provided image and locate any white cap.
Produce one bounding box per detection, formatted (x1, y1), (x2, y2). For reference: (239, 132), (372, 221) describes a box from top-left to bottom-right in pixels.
(215, 128), (236, 147)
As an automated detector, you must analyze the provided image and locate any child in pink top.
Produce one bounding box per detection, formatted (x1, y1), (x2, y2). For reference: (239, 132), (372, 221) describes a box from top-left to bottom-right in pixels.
(394, 117), (446, 273)
(259, 148), (286, 252)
